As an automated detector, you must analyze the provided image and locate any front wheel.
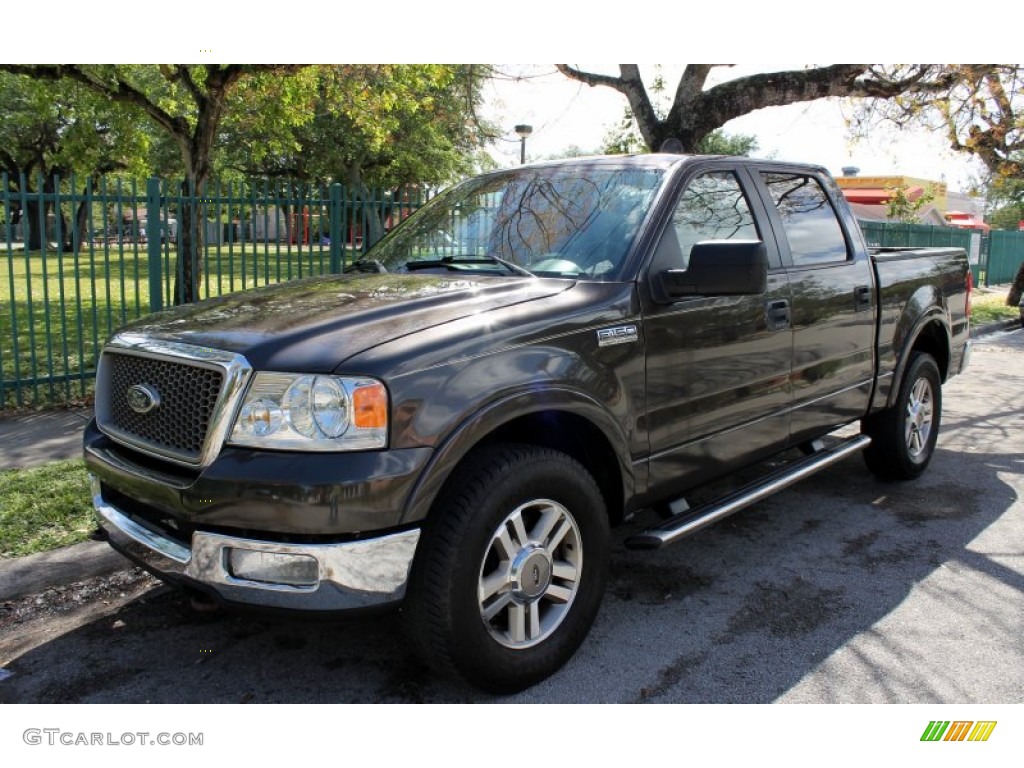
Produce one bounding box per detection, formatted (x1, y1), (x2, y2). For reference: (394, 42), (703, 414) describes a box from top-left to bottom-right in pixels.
(403, 444), (609, 693)
(862, 351), (942, 480)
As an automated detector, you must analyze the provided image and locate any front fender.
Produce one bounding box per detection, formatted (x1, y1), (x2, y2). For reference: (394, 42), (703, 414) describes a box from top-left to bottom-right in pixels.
(399, 387), (635, 526)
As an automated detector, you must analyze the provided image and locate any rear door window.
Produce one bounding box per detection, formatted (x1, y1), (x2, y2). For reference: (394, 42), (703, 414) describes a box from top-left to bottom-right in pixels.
(760, 172), (849, 266)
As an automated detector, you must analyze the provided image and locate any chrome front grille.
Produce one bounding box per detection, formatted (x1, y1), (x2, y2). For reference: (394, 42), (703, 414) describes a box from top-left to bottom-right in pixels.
(107, 354), (224, 457)
(96, 334), (252, 467)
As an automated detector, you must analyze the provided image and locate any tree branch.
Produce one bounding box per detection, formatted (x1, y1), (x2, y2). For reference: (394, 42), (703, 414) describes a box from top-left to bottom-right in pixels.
(555, 64), (659, 147)
(554, 64), (623, 90)
(697, 65), (871, 130)
(0, 64), (187, 139)
(175, 64), (205, 104)
(672, 65), (713, 114)
(0, 147), (21, 179)
(616, 66), (660, 148)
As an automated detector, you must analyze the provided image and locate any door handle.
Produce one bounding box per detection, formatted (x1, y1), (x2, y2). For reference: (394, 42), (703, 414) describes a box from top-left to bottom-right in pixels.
(765, 299), (790, 330)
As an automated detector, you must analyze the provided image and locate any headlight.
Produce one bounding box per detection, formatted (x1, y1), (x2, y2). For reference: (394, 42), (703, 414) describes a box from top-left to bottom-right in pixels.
(229, 373), (387, 451)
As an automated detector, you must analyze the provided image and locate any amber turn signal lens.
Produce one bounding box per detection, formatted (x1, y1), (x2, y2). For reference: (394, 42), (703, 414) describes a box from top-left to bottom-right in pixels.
(352, 382), (388, 429)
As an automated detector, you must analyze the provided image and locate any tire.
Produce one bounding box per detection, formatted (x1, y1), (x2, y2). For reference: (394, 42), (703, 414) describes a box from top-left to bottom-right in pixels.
(862, 351), (942, 480)
(403, 443), (609, 693)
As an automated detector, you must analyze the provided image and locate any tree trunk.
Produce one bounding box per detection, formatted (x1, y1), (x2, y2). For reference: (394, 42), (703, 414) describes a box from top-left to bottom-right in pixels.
(363, 192), (385, 249)
(54, 198), (69, 253)
(71, 192), (91, 255)
(24, 199), (44, 251)
(173, 179), (205, 305)
(1008, 261), (1024, 307)
(281, 201), (293, 246)
(24, 176), (60, 252)
(346, 166), (384, 249)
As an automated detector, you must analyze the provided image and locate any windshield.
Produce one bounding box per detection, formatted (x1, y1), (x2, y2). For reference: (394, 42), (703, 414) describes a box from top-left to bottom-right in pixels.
(365, 165), (665, 279)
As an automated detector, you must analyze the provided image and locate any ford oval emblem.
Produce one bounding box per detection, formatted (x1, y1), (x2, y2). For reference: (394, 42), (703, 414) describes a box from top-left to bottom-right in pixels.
(126, 384), (160, 415)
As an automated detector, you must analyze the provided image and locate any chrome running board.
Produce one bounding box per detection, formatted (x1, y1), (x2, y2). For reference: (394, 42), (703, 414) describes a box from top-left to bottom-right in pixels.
(625, 435), (872, 550)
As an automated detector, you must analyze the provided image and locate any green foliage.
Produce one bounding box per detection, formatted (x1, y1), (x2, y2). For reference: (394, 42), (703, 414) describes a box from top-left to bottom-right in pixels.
(602, 108), (647, 155)
(854, 66), (1024, 187)
(2, 65), (491, 191)
(695, 131), (759, 156)
(971, 291), (1019, 323)
(988, 201), (1024, 231)
(2, 64), (491, 299)
(541, 144), (600, 161)
(885, 183), (938, 223)
(985, 173), (1024, 230)
(0, 71), (152, 187)
(219, 65), (490, 189)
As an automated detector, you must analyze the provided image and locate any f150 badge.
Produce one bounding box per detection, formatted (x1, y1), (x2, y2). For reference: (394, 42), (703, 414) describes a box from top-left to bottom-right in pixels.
(597, 325), (638, 347)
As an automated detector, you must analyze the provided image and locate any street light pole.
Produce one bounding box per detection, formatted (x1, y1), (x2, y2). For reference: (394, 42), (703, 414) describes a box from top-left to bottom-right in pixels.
(514, 124), (533, 165)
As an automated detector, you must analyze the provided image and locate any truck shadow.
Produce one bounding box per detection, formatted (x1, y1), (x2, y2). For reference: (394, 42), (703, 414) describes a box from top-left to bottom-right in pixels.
(1, 443), (1019, 703)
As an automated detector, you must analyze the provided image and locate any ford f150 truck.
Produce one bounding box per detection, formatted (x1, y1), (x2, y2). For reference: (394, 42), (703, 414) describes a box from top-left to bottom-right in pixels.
(85, 155), (971, 692)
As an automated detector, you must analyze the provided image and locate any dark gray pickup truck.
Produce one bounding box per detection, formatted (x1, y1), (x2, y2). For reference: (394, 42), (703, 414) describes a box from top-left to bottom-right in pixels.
(85, 154), (971, 692)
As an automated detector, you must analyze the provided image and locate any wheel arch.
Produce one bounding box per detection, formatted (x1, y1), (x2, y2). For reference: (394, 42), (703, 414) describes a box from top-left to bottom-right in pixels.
(400, 389), (633, 528)
(887, 313), (951, 409)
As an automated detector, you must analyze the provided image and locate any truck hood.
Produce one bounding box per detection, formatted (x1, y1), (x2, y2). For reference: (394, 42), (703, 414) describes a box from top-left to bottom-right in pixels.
(117, 273), (573, 371)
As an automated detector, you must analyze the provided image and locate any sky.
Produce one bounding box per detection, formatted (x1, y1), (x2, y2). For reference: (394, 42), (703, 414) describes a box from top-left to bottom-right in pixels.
(481, 65), (987, 193)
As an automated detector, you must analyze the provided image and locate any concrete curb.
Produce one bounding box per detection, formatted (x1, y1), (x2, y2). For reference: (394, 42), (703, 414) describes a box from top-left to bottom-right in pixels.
(0, 540), (129, 602)
(971, 317), (1021, 338)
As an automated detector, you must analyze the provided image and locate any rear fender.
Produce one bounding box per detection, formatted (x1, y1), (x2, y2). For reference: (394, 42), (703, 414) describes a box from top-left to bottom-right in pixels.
(886, 307), (951, 409)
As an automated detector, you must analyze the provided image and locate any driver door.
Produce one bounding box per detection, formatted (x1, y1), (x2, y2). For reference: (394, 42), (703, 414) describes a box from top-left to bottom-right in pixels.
(643, 166), (793, 497)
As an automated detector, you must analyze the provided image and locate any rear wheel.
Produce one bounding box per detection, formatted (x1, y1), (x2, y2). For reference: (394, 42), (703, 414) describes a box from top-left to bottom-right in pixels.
(862, 351), (942, 480)
(403, 443), (609, 693)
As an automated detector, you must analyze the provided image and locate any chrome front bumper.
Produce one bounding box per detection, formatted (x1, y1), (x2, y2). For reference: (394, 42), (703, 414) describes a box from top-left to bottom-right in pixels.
(93, 481), (420, 612)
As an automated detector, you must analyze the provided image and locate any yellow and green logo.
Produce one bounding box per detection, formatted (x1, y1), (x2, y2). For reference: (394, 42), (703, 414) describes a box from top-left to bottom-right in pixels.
(921, 721), (997, 742)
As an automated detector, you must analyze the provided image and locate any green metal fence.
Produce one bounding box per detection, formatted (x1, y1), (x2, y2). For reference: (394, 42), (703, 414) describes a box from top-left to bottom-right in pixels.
(1, 174), (431, 409)
(859, 219), (1024, 288)
(858, 220), (984, 284)
(986, 230), (1024, 285)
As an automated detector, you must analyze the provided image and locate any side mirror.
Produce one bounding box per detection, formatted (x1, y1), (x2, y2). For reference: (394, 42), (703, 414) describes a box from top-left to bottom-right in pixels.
(657, 239), (768, 300)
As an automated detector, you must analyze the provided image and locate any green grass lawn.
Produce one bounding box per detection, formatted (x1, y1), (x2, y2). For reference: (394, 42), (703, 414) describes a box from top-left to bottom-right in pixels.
(972, 291), (1019, 325)
(0, 459), (95, 558)
(1, 242), (361, 409)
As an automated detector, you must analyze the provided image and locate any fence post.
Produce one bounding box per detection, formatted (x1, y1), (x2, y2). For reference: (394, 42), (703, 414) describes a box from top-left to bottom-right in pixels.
(329, 183), (343, 273)
(146, 178), (163, 313)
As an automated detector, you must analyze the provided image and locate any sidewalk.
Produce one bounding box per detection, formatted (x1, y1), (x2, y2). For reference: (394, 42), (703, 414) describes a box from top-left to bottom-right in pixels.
(0, 407), (92, 470)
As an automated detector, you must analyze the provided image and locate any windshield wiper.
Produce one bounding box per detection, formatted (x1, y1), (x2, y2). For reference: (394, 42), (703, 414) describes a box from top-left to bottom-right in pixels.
(404, 254), (535, 278)
(343, 258), (388, 274)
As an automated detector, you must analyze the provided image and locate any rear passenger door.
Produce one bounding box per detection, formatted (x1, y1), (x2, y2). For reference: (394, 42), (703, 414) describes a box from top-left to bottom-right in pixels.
(642, 164), (793, 497)
(750, 167), (876, 444)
